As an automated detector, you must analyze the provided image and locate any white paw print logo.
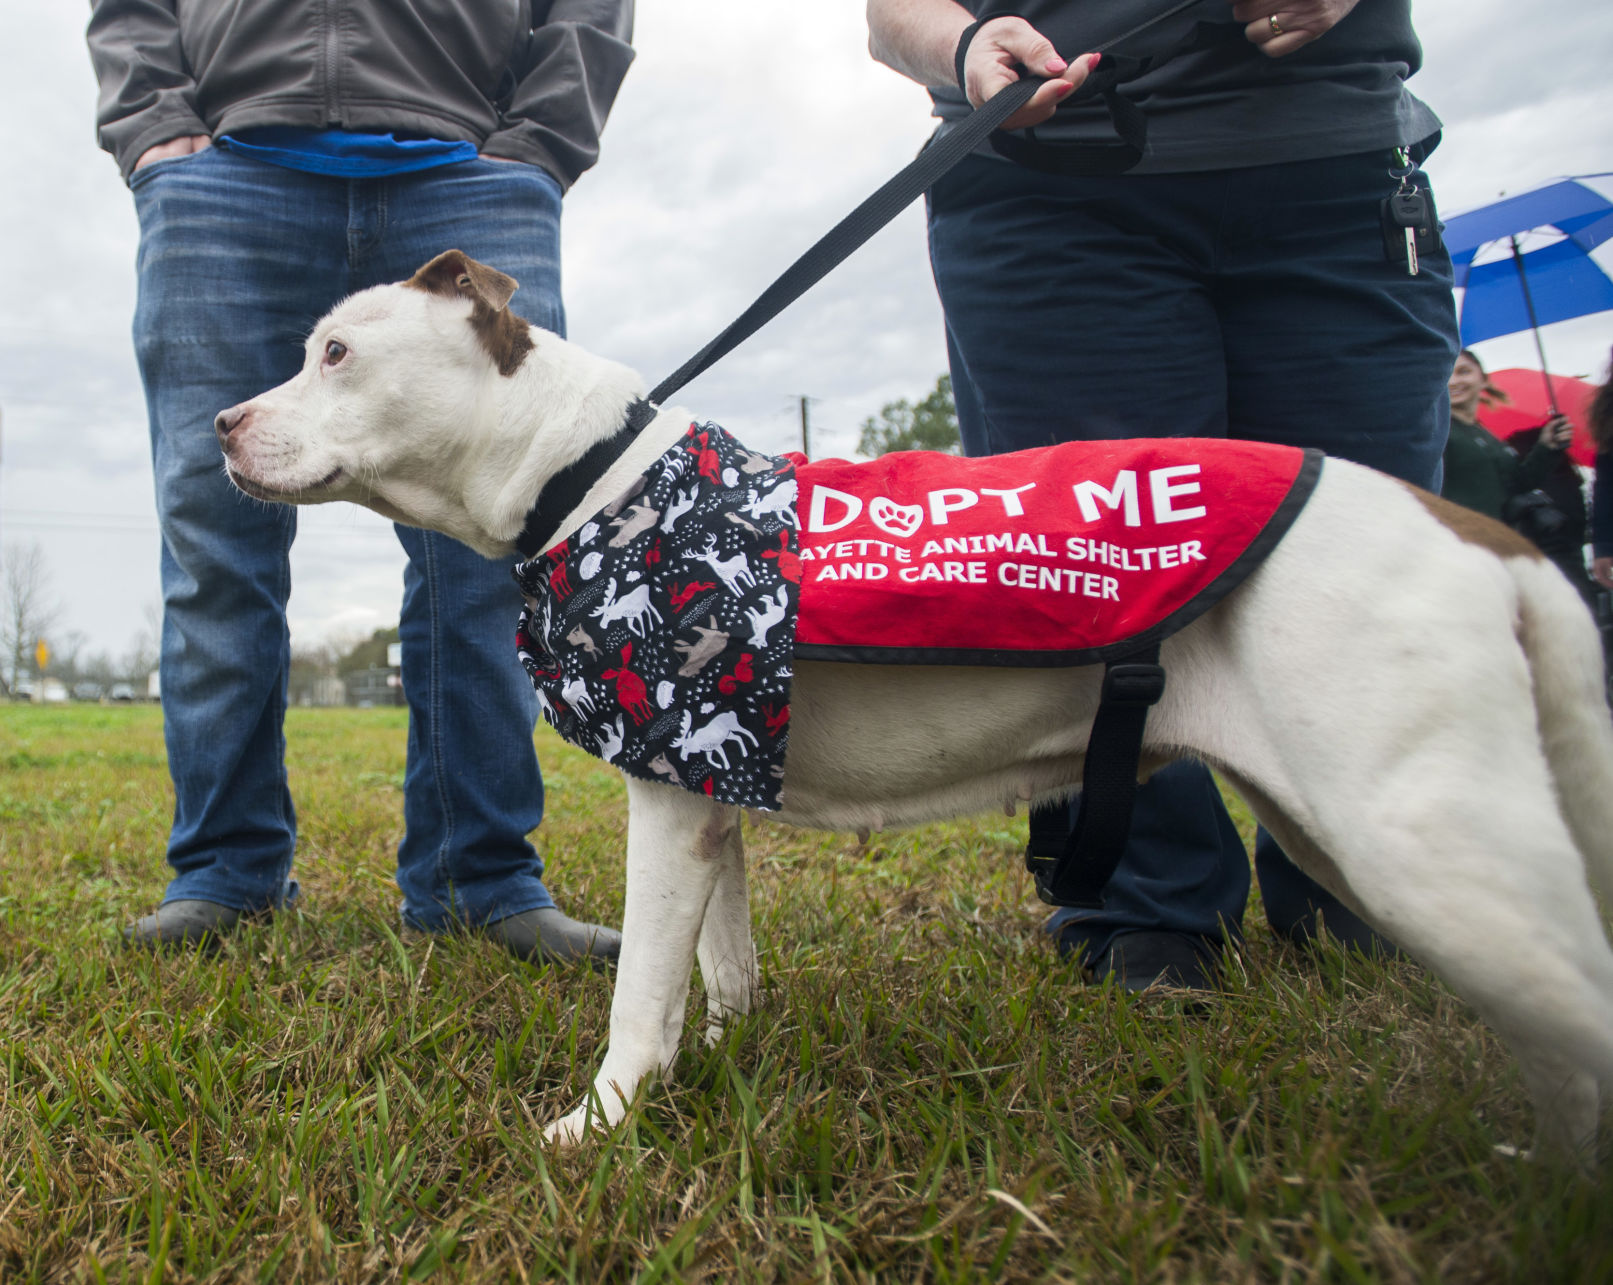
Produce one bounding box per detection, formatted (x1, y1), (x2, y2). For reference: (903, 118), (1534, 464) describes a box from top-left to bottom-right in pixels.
(868, 496), (923, 539)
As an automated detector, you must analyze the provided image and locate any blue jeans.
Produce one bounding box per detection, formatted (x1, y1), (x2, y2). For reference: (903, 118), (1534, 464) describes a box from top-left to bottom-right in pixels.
(926, 147), (1460, 958)
(131, 147), (565, 929)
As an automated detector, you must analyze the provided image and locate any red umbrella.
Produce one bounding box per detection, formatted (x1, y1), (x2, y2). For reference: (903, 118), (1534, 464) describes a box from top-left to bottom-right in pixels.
(1478, 368), (1601, 465)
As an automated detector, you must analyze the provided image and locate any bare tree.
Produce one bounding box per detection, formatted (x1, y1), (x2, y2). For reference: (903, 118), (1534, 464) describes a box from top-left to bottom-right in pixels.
(46, 630), (86, 680)
(2, 541), (61, 695)
(289, 637), (348, 706)
(119, 599), (164, 685)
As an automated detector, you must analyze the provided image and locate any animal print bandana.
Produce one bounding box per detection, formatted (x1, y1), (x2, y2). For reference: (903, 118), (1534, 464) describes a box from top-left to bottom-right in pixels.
(515, 424), (799, 811)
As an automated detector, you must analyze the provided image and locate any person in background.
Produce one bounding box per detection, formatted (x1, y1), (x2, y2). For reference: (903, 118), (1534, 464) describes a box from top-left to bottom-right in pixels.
(1444, 350), (1569, 517)
(867, 0), (1458, 989)
(88, 0), (634, 959)
(1444, 349), (1589, 601)
(1504, 416), (1593, 605)
(1589, 350), (1613, 593)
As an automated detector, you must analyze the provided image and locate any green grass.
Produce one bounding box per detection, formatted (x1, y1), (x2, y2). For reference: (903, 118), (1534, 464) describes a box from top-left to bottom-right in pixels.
(1, 704), (1609, 1282)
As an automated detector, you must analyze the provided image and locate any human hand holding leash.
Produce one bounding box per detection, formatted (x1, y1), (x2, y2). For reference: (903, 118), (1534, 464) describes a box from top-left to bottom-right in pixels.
(1232, 0), (1361, 57)
(960, 16), (1099, 130)
(867, 0), (1095, 132)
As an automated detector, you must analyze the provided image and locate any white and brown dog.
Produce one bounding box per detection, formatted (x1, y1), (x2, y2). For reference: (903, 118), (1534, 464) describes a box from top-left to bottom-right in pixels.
(215, 251), (1613, 1160)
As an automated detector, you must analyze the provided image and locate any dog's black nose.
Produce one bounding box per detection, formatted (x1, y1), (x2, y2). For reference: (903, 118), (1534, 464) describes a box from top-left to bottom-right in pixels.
(215, 405), (246, 444)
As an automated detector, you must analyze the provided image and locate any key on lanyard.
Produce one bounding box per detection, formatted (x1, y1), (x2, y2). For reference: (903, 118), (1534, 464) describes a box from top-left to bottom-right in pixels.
(1386, 190), (1428, 276)
(1381, 148), (1440, 278)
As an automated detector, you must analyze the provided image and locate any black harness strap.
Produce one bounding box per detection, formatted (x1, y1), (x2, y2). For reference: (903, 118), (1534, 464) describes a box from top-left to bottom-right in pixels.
(1025, 641), (1167, 908)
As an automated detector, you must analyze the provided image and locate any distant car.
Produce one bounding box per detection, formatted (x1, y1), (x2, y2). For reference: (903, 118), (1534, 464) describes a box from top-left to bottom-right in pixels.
(110, 683), (136, 702)
(73, 682), (105, 702)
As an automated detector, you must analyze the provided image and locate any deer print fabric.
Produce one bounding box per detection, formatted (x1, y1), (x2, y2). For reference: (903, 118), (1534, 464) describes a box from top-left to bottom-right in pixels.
(515, 423), (800, 810)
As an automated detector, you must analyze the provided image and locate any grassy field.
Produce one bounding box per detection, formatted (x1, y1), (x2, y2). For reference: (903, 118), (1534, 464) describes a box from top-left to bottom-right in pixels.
(0, 703), (1608, 1282)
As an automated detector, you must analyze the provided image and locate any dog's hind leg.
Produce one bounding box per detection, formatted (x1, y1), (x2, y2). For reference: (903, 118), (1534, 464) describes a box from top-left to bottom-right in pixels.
(1226, 760), (1613, 1163)
(1373, 802), (1613, 1165)
(1515, 1049), (1602, 1164)
(1231, 765), (1612, 1159)
(697, 819), (758, 1047)
(1172, 489), (1613, 1162)
(1219, 698), (1613, 1166)
(544, 783), (735, 1144)
(1511, 555), (1613, 909)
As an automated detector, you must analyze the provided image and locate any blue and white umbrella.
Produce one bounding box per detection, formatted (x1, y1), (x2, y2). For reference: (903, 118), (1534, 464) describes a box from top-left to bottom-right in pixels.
(1443, 174), (1613, 407)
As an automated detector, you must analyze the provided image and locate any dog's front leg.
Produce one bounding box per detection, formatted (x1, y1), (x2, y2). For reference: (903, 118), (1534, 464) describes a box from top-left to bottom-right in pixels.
(697, 818), (756, 1046)
(544, 782), (731, 1144)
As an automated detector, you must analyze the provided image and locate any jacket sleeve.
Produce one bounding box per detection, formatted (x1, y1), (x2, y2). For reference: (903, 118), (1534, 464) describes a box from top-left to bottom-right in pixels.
(87, 0), (209, 182)
(1515, 433), (1561, 493)
(484, 0), (635, 190)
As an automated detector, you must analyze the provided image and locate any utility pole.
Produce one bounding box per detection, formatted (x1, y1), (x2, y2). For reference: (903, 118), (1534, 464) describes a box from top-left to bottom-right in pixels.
(797, 394), (812, 458)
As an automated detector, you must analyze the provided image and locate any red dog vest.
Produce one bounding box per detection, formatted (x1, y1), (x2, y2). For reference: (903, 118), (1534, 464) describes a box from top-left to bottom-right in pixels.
(794, 437), (1319, 665)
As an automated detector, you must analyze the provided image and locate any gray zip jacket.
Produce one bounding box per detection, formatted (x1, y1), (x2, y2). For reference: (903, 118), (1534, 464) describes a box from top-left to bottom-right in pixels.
(87, 0), (634, 188)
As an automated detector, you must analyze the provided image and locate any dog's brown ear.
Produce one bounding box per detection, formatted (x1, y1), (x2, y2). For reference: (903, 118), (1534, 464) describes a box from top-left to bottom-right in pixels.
(406, 250), (533, 376)
(408, 250), (519, 310)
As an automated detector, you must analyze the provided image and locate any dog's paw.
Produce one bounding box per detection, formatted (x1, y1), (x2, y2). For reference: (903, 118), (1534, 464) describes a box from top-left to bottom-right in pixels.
(543, 1077), (639, 1146)
(543, 1105), (603, 1147)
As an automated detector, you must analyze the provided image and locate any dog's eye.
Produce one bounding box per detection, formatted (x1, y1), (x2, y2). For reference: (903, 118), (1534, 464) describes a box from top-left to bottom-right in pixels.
(324, 340), (348, 366)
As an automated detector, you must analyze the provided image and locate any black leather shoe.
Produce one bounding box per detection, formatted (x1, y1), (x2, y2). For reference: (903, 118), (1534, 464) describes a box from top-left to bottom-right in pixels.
(1090, 929), (1220, 993)
(480, 907), (621, 966)
(124, 899), (261, 950)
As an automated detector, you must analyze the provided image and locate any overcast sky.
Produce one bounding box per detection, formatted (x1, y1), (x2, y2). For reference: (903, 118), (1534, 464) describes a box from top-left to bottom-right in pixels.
(2, 2), (1611, 668)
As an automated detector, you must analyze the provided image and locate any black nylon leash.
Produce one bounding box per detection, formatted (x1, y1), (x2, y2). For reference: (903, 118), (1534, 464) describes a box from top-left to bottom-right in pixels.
(961, 0), (1217, 177)
(644, 74), (1042, 410)
(517, 70), (1041, 556)
(519, 0), (1218, 555)
(646, 0), (1216, 405)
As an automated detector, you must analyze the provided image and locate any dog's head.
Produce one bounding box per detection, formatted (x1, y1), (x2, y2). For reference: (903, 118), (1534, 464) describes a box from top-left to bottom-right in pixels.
(215, 250), (631, 555)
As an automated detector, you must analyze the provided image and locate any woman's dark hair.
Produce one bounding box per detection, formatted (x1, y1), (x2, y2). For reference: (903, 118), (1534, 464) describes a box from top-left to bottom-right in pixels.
(1590, 346), (1613, 452)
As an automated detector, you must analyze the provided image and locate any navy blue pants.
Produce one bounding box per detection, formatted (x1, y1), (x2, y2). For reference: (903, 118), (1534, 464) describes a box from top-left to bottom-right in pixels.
(926, 146), (1460, 957)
